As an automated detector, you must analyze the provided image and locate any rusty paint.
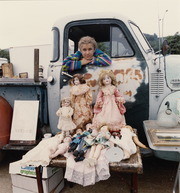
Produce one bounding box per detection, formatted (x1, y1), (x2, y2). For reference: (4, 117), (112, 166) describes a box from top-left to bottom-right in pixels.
(84, 73), (92, 79)
(87, 79), (97, 87)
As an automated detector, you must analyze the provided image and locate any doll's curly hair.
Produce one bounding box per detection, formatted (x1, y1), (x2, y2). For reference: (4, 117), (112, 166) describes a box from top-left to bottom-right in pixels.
(69, 74), (86, 86)
(98, 70), (117, 87)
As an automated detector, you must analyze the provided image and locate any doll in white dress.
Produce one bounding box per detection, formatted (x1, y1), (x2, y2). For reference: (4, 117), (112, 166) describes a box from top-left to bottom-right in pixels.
(110, 125), (147, 159)
(50, 136), (72, 159)
(56, 97), (76, 136)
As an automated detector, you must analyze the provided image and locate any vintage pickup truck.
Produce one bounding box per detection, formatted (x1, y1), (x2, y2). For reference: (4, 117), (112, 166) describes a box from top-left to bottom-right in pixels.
(1, 12), (180, 162)
(47, 12), (180, 145)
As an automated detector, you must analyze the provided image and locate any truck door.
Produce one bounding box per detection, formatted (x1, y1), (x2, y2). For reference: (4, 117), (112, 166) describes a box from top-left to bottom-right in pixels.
(51, 19), (149, 142)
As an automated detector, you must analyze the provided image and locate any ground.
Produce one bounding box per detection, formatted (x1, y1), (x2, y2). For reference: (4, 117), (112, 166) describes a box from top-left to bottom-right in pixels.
(0, 151), (178, 193)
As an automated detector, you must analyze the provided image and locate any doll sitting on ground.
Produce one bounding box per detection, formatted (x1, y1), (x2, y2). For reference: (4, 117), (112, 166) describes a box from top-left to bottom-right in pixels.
(56, 98), (76, 136)
(84, 125), (111, 167)
(50, 136), (72, 159)
(110, 125), (147, 159)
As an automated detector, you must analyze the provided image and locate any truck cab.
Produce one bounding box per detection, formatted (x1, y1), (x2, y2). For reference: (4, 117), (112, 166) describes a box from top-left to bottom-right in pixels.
(47, 12), (180, 143)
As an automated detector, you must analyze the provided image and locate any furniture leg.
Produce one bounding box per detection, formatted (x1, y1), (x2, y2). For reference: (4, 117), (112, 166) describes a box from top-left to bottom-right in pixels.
(173, 162), (180, 193)
(35, 166), (44, 193)
(131, 173), (138, 193)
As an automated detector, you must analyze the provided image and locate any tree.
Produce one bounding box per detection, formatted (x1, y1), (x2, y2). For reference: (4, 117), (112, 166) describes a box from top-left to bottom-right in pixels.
(144, 32), (180, 55)
(166, 32), (180, 54)
(0, 49), (10, 62)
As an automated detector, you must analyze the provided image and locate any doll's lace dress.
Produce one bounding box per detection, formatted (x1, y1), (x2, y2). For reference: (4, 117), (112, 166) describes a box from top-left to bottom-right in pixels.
(64, 149), (110, 186)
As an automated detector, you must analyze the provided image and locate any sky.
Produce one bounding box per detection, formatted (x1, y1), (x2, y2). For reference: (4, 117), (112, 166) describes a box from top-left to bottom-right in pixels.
(0, 0), (179, 49)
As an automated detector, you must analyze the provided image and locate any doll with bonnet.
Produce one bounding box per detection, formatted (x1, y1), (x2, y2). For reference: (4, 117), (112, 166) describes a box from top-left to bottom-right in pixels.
(92, 70), (126, 132)
(69, 74), (93, 129)
(56, 97), (76, 136)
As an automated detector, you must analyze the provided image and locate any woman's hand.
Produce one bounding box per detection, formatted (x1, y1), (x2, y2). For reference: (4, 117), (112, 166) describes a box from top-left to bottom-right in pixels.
(81, 58), (93, 66)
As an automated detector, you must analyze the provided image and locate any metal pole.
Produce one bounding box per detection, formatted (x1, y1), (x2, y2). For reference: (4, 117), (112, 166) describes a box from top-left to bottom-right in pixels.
(161, 10), (168, 43)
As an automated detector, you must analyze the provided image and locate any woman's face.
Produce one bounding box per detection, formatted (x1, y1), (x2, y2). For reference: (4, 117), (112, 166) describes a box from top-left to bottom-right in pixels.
(73, 77), (80, 85)
(80, 43), (95, 60)
(102, 75), (112, 86)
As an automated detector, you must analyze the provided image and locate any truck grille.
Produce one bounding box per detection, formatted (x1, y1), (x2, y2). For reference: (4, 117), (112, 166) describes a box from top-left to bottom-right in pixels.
(150, 72), (164, 95)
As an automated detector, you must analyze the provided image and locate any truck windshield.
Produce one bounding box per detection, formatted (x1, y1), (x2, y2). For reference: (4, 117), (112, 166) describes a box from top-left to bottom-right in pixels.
(130, 22), (152, 53)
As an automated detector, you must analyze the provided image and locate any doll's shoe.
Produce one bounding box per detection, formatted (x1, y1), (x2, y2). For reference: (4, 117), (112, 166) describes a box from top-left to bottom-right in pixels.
(73, 150), (79, 157)
(74, 156), (85, 162)
(78, 150), (85, 157)
(78, 156), (85, 162)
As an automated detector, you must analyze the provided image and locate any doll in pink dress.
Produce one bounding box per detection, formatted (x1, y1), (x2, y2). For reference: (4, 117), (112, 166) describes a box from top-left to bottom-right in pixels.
(56, 98), (76, 136)
(69, 74), (93, 129)
(92, 70), (126, 132)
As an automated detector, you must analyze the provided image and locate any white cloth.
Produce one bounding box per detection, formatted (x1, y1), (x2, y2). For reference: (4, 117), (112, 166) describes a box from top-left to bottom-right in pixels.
(64, 149), (110, 186)
(20, 134), (63, 167)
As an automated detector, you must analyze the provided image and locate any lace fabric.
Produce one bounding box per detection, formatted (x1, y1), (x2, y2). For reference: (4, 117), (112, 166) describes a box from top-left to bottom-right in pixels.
(64, 149), (110, 186)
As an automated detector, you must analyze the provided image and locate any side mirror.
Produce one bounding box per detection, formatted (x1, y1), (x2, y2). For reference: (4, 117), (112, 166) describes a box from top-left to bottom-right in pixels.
(162, 40), (170, 56)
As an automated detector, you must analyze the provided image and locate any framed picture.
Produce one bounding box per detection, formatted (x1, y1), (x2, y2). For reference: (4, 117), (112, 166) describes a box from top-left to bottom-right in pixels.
(9, 100), (39, 145)
(148, 128), (180, 146)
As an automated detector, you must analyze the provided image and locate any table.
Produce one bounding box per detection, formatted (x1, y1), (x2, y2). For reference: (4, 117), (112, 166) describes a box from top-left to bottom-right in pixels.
(143, 120), (180, 193)
(35, 148), (143, 193)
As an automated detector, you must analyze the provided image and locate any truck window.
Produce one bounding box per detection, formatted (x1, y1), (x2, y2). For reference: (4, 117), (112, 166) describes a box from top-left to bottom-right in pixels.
(111, 26), (134, 57)
(65, 22), (134, 58)
(130, 22), (152, 53)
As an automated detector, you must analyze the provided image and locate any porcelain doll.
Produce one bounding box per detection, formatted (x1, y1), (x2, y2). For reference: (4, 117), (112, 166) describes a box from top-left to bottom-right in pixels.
(68, 128), (84, 153)
(56, 98), (76, 136)
(50, 136), (72, 159)
(73, 123), (98, 162)
(20, 133), (64, 167)
(92, 70), (126, 132)
(84, 125), (111, 167)
(110, 125), (147, 159)
(69, 74), (93, 129)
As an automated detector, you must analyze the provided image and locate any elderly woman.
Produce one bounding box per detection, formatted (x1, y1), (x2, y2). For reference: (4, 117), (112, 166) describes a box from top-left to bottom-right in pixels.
(62, 36), (111, 72)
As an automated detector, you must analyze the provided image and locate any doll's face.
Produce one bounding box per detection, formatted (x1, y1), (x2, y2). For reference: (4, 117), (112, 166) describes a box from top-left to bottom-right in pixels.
(73, 77), (80, 85)
(102, 75), (112, 86)
(64, 99), (70, 107)
(76, 128), (82, 134)
(80, 43), (95, 60)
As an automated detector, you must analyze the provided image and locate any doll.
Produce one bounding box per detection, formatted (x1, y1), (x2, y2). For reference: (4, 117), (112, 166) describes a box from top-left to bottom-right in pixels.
(92, 70), (126, 132)
(69, 74), (93, 129)
(68, 128), (84, 152)
(110, 125), (147, 159)
(50, 136), (72, 159)
(73, 123), (98, 162)
(20, 133), (64, 167)
(56, 97), (76, 136)
(84, 125), (111, 167)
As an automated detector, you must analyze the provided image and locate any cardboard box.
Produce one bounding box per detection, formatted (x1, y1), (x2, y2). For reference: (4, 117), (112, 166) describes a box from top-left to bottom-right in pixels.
(50, 179), (64, 193)
(12, 179), (64, 193)
(9, 160), (60, 179)
(11, 169), (63, 193)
